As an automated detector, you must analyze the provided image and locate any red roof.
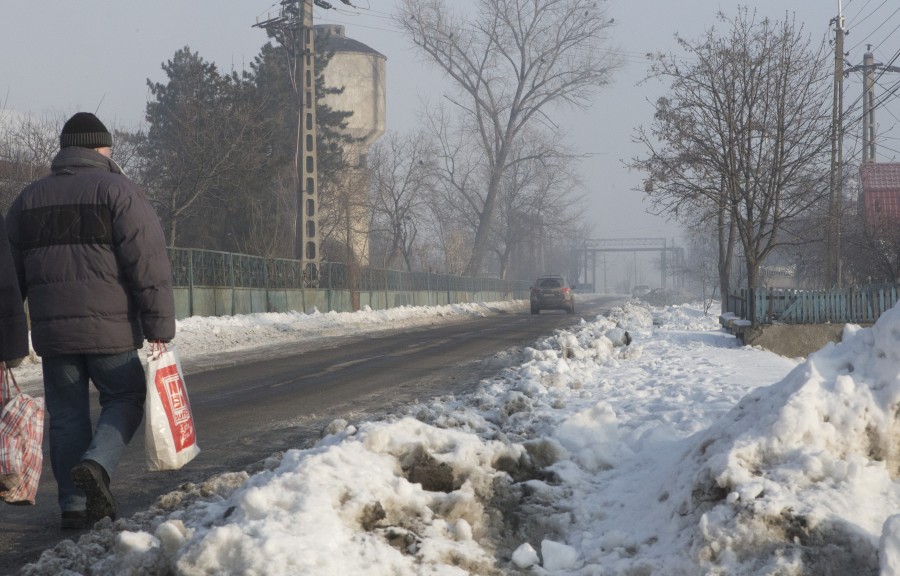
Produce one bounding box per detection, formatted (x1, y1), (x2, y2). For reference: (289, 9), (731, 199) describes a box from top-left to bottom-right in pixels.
(860, 163), (900, 225)
(861, 163), (900, 189)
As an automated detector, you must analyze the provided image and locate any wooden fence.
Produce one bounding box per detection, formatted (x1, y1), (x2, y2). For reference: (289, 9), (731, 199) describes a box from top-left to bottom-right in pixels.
(728, 285), (899, 325)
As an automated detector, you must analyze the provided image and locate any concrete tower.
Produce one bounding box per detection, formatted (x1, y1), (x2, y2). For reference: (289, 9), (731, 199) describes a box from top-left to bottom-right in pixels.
(316, 24), (386, 149)
(315, 25), (386, 267)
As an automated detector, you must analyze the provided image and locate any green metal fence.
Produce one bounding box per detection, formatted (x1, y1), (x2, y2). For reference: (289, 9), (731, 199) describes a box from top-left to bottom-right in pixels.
(166, 247), (531, 319)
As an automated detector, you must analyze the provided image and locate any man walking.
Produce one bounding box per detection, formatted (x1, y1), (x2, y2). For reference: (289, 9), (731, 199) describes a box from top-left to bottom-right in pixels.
(5, 112), (175, 529)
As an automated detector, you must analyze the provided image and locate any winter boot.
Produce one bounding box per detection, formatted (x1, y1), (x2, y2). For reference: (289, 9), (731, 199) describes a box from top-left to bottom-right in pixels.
(71, 459), (116, 523)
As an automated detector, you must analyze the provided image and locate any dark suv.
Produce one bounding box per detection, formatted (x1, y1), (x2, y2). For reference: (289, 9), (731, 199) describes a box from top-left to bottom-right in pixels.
(530, 275), (575, 314)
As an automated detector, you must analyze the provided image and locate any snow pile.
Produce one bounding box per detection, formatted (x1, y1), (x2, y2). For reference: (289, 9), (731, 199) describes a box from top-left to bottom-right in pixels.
(137, 419), (516, 576)
(172, 301), (526, 360)
(672, 306), (900, 574)
(20, 299), (900, 575)
(652, 303), (723, 332)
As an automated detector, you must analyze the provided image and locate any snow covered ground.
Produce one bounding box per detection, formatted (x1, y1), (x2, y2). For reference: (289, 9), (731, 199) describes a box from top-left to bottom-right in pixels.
(13, 298), (900, 575)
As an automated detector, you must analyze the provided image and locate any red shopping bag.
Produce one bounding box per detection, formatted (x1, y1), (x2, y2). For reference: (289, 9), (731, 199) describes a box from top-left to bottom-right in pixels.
(145, 343), (200, 471)
(0, 365), (45, 505)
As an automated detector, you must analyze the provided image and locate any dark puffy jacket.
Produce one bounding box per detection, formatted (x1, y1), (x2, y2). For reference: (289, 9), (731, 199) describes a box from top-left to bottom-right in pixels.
(5, 147), (175, 357)
(0, 216), (28, 362)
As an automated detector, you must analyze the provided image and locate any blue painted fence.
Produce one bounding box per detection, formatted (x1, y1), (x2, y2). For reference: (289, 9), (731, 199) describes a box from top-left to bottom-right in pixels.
(728, 285), (900, 325)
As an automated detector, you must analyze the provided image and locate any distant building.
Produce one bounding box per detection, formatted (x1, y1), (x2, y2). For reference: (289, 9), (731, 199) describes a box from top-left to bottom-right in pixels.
(316, 24), (386, 151)
(859, 163), (900, 226)
(760, 264), (797, 289)
(315, 24), (387, 267)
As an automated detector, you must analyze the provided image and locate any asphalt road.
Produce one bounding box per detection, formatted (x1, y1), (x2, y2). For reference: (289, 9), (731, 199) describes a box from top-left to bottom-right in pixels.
(0, 295), (623, 573)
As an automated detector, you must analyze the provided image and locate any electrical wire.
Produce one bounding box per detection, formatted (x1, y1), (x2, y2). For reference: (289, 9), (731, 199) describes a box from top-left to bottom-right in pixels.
(255, 1), (285, 21)
(845, 0), (872, 26)
(871, 18), (900, 54)
(316, 0), (900, 161)
(315, 9), (657, 68)
(846, 1), (897, 54)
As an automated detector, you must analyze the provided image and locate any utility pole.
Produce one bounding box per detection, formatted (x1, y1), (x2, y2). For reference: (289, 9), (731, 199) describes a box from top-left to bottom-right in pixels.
(826, 7), (845, 288)
(601, 253), (607, 293)
(254, 0), (321, 280)
(660, 238), (667, 290)
(863, 49), (877, 163)
(846, 46), (900, 163)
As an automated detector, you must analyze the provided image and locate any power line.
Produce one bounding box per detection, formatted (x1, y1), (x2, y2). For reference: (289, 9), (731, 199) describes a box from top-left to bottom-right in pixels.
(312, 1), (900, 171)
(847, 0), (886, 29)
(254, 1), (284, 22)
(876, 141), (900, 158)
(871, 18), (900, 53)
(845, 0), (873, 26)
(874, 81), (900, 125)
(846, 1), (898, 54)
(872, 77), (900, 115)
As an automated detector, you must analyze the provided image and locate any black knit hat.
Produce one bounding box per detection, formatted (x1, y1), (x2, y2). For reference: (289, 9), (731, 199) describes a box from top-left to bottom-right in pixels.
(60, 112), (113, 149)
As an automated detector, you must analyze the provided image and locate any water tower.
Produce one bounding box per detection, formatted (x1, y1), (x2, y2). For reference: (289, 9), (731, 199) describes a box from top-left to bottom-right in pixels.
(315, 24), (386, 266)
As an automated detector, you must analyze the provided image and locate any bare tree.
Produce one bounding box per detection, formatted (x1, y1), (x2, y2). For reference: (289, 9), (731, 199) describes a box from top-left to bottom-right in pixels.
(842, 214), (900, 285)
(490, 132), (585, 279)
(368, 131), (435, 270)
(231, 163), (296, 258)
(422, 105), (482, 271)
(421, 105), (585, 278)
(667, 192), (737, 313)
(633, 8), (833, 323)
(0, 111), (60, 211)
(110, 125), (149, 179)
(314, 138), (372, 270)
(423, 201), (472, 276)
(397, 0), (618, 276)
(683, 224), (722, 314)
(0, 111), (153, 216)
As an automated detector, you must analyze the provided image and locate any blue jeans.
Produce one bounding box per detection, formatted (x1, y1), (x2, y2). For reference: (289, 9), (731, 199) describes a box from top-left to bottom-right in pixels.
(42, 351), (146, 512)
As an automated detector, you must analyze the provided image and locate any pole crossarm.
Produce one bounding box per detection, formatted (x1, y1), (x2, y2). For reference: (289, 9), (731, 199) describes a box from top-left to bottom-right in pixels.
(584, 238), (668, 250)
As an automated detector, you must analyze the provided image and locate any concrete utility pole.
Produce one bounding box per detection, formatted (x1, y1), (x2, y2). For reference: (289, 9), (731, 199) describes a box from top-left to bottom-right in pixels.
(863, 50), (877, 163)
(847, 47), (900, 163)
(826, 7), (845, 289)
(660, 238), (667, 290)
(255, 0), (321, 279)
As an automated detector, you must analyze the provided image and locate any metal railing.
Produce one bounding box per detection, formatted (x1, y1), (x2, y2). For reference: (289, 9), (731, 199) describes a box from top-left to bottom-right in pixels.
(166, 247), (531, 318)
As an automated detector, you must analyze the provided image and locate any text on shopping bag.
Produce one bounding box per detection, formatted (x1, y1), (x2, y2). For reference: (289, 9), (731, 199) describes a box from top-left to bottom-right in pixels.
(153, 362), (196, 452)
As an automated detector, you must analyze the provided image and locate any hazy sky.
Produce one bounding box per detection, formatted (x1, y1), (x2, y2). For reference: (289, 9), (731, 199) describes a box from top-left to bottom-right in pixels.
(1, 1), (896, 286)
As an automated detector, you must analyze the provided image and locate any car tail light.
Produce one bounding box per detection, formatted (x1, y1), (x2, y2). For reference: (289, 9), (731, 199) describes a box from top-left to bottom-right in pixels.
(561, 287), (570, 294)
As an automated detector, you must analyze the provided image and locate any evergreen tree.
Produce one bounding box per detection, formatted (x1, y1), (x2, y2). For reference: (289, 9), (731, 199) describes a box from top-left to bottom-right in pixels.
(141, 47), (272, 250)
(138, 32), (358, 255)
(250, 31), (357, 191)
